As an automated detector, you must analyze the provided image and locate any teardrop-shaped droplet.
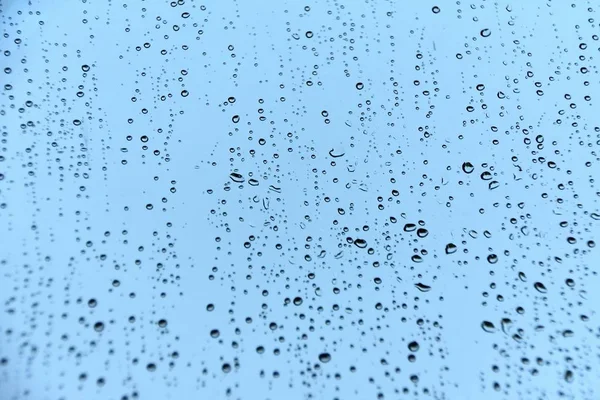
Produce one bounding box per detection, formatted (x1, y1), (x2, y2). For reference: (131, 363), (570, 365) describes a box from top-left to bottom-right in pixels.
(481, 321), (496, 333)
(403, 223), (417, 232)
(500, 318), (512, 335)
(445, 243), (457, 254)
(534, 282), (547, 293)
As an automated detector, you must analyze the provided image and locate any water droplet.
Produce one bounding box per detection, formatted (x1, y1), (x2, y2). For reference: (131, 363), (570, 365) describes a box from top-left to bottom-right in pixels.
(441, 244), (457, 257)
(329, 148), (345, 158)
(318, 353), (331, 363)
(408, 341), (420, 352)
(500, 318), (512, 334)
(403, 223), (417, 232)
(293, 297), (303, 306)
(230, 172), (245, 183)
(462, 162), (474, 174)
(355, 82), (364, 90)
(354, 238), (367, 248)
(565, 370), (574, 383)
(415, 283), (431, 292)
(533, 282), (547, 293)
(93, 322), (104, 332)
(480, 29), (491, 37)
(481, 321), (496, 333)
(416, 228), (429, 238)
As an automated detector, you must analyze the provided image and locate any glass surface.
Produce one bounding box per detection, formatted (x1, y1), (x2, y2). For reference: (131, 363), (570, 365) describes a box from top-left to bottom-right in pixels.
(1, 1), (599, 399)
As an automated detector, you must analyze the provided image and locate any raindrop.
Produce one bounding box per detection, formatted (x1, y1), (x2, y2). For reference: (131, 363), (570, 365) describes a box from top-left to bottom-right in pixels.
(403, 223), (417, 232)
(354, 238), (367, 248)
(329, 149), (345, 158)
(318, 353), (331, 363)
(533, 282), (547, 293)
(462, 162), (474, 174)
(230, 172), (245, 183)
(481, 321), (496, 333)
(408, 341), (420, 352)
(445, 243), (457, 254)
(415, 283), (431, 292)
(94, 322), (105, 332)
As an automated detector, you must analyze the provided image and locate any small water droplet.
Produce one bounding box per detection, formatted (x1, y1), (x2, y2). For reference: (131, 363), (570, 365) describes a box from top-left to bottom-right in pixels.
(481, 321), (496, 333)
(415, 283), (431, 292)
(533, 282), (547, 293)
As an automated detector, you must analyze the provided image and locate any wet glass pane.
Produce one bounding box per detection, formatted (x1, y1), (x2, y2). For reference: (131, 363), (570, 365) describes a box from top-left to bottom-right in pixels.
(1, 1), (599, 399)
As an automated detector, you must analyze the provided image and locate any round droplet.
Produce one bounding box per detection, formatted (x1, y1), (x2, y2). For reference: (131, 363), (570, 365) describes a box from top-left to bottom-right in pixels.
(408, 341), (420, 352)
(416, 228), (429, 238)
(210, 329), (220, 338)
(293, 297), (303, 306)
(88, 299), (97, 308)
(462, 162), (474, 174)
(565, 278), (575, 287)
(480, 29), (491, 37)
(158, 319), (168, 328)
(476, 84), (485, 91)
(487, 254), (498, 264)
(222, 363), (232, 373)
(480, 171), (493, 180)
(232, 115), (240, 123)
(565, 370), (574, 383)
(356, 82), (364, 90)
(93, 322), (104, 332)
(432, 6), (440, 13)
(146, 363), (156, 372)
(318, 353), (331, 363)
